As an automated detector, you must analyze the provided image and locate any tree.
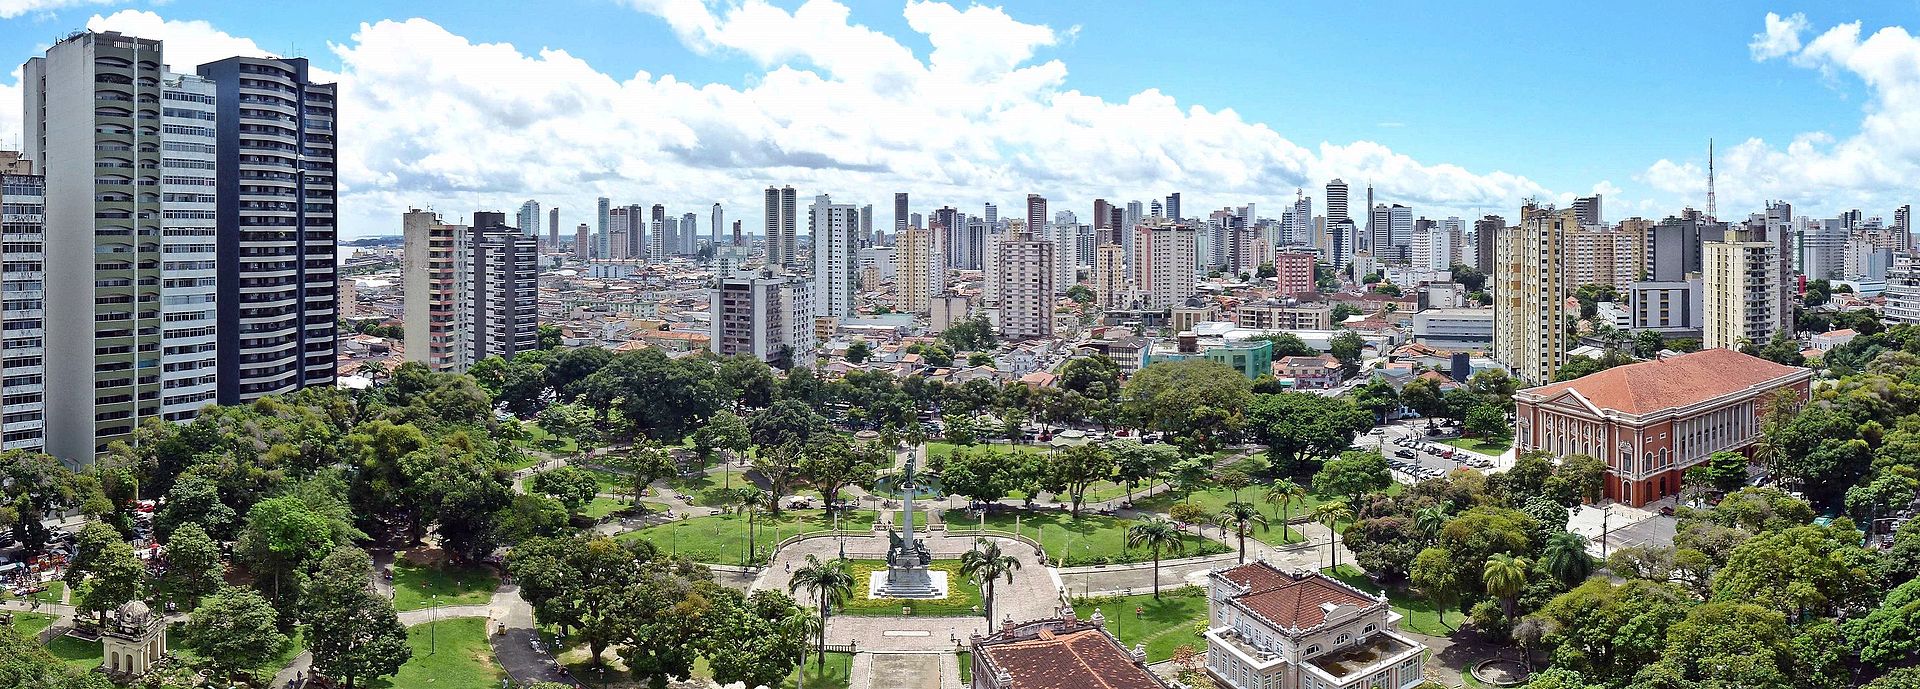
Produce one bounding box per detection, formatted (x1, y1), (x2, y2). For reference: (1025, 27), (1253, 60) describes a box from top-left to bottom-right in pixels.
(531, 466), (598, 514)
(1752, 331), (1807, 367)
(1711, 524), (1881, 619)
(960, 539), (1023, 631)
(185, 587), (288, 681)
(1483, 553), (1530, 629)
(1762, 402), (1870, 509)
(155, 470), (237, 542)
(1352, 379), (1400, 421)
(691, 410), (750, 470)
(1066, 284), (1096, 304)
(72, 538), (145, 626)
(1641, 602), (1793, 688)
(1328, 330), (1367, 367)
(234, 484), (366, 619)
(1313, 450), (1391, 504)
(1058, 355), (1123, 399)
(1252, 333), (1317, 358)
(1531, 579), (1692, 685)
(1411, 547), (1459, 630)
(537, 402), (602, 462)
(1122, 360), (1253, 451)
(1850, 578), (1920, 669)
(1314, 499), (1354, 569)
(1540, 531), (1591, 588)
(306, 548), (409, 689)
(0, 450), (100, 554)
(1400, 377), (1446, 420)
(1247, 393), (1372, 474)
(1111, 441), (1177, 505)
(607, 444), (678, 508)
(1263, 478), (1307, 539)
(160, 524), (224, 606)
(845, 339), (872, 364)
(1126, 518), (1186, 598)
(1633, 330), (1666, 359)
(419, 451), (514, 562)
(939, 315), (998, 351)
(800, 437), (884, 509)
(1039, 444), (1115, 516)
(1218, 501), (1268, 563)
(507, 536), (645, 666)
(0, 623), (113, 689)
(939, 447), (1020, 505)
(787, 555), (855, 667)
(1465, 404), (1510, 439)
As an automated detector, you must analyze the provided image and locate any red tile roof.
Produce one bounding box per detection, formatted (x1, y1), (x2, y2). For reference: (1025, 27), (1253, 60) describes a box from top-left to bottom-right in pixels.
(980, 627), (1167, 689)
(1518, 348), (1807, 414)
(1217, 562), (1379, 631)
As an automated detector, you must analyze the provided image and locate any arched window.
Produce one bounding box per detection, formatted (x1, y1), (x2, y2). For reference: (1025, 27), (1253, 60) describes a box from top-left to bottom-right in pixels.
(1337, 633), (1351, 645)
(1304, 644), (1320, 657)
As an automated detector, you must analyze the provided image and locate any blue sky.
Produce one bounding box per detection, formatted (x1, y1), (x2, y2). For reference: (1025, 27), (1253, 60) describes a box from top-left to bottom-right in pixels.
(3, 0), (1918, 237)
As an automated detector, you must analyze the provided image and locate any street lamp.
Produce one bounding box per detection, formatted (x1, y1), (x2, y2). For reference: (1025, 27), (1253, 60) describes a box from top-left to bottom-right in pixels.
(431, 596), (440, 654)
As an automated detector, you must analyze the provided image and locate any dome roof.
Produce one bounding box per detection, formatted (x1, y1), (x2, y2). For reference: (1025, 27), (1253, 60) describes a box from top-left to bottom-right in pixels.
(116, 600), (150, 621)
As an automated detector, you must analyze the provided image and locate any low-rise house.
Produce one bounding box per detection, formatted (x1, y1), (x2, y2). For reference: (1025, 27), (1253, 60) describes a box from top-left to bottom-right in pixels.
(1204, 562), (1427, 689)
(1278, 354), (1342, 390)
(970, 609), (1169, 689)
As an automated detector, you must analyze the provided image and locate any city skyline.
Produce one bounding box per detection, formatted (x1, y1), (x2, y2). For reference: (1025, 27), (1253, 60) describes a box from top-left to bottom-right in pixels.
(3, 2), (1918, 238)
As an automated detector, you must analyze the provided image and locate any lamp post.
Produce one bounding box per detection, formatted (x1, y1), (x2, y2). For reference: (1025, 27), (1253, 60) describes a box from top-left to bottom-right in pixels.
(431, 596), (440, 654)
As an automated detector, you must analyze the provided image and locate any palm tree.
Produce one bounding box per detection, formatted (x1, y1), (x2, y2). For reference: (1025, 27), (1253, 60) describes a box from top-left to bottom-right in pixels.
(780, 608), (824, 684)
(787, 555), (854, 668)
(736, 487), (771, 565)
(1412, 505), (1449, 543)
(1125, 518), (1186, 598)
(1540, 531), (1591, 587)
(1483, 553), (1531, 623)
(1218, 501), (1268, 563)
(1313, 499), (1353, 570)
(1263, 479), (1305, 541)
(959, 539), (1022, 632)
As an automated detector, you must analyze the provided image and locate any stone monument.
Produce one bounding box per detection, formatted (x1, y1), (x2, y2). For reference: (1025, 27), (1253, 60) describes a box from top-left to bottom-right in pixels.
(869, 454), (947, 598)
(101, 600), (164, 679)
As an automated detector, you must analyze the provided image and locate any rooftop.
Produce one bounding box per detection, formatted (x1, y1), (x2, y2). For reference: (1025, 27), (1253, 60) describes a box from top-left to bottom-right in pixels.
(975, 618), (1167, 689)
(1518, 348), (1809, 414)
(1216, 562), (1382, 632)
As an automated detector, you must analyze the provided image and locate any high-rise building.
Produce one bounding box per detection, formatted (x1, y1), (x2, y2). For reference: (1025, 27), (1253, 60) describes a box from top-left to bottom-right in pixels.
(682, 212), (698, 254)
(764, 185), (797, 267)
(1886, 257), (1920, 323)
(1493, 204), (1574, 384)
(1164, 192), (1182, 222)
(1329, 219), (1357, 271)
(1562, 226), (1638, 290)
(596, 197), (610, 259)
(894, 192), (910, 231)
(547, 207), (559, 250)
(516, 200), (540, 239)
(1472, 216), (1503, 276)
(607, 207), (634, 260)
(981, 227), (1006, 308)
(1325, 179), (1350, 228)
(710, 270), (814, 367)
(0, 154), (46, 451)
(1094, 243), (1127, 309)
(1388, 204), (1413, 257)
(1094, 199), (1113, 230)
(157, 72), (220, 420)
(1442, 216), (1465, 267)
(1572, 195), (1603, 227)
(984, 202), (998, 227)
(1026, 194), (1048, 236)
(574, 223), (589, 259)
(897, 226), (935, 314)
(1134, 221), (1199, 309)
(1052, 223), (1080, 291)
(461, 221), (539, 366)
(711, 203), (724, 248)
(933, 206), (960, 264)
(1896, 205), (1912, 253)
(809, 194), (858, 318)
(1647, 214), (1712, 282)
(999, 221), (1054, 339)
(403, 209), (462, 372)
(1703, 238), (1782, 350)
(22, 32), (176, 458)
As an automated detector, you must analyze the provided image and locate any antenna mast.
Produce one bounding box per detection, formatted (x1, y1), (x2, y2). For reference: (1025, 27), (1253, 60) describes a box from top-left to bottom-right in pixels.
(1706, 138), (1717, 222)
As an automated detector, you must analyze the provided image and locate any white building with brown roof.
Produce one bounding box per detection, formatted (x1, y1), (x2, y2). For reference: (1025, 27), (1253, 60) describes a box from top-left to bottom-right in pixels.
(1513, 348), (1812, 507)
(970, 609), (1169, 689)
(1204, 562), (1425, 689)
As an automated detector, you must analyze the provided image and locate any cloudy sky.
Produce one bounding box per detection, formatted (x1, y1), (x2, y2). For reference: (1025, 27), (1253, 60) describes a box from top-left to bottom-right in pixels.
(1, 0), (1918, 238)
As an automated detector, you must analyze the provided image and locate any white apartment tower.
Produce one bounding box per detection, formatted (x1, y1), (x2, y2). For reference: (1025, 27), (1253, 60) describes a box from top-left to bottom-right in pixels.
(1703, 239), (1782, 350)
(998, 221), (1054, 339)
(896, 226), (936, 314)
(1094, 243), (1128, 309)
(709, 270), (814, 367)
(403, 209), (462, 372)
(810, 194), (858, 318)
(157, 72), (220, 420)
(516, 200), (540, 239)
(0, 155), (47, 451)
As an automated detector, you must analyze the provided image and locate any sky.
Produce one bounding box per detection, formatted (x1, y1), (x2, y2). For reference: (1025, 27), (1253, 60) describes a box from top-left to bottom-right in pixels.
(2, 0), (1920, 239)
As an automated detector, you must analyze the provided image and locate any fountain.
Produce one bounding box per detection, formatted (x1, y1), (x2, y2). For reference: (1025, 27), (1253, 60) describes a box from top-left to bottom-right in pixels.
(868, 454), (948, 599)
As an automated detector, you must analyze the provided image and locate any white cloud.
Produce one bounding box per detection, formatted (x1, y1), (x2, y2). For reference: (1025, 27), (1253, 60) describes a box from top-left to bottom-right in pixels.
(0, 0), (120, 20)
(7, 2), (1562, 237)
(1749, 11), (1808, 60)
(1644, 14), (1920, 216)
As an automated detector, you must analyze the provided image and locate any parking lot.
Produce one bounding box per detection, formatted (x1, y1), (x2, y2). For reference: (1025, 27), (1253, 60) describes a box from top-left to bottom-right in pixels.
(1356, 421), (1499, 484)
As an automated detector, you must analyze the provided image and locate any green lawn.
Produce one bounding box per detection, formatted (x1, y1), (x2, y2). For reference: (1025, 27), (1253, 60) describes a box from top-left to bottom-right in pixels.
(372, 618), (505, 689)
(941, 509), (1228, 566)
(6, 611), (54, 639)
(785, 651), (853, 689)
(620, 509), (878, 565)
(518, 423), (580, 456)
(840, 560), (983, 617)
(581, 497), (669, 520)
(390, 561), (500, 612)
(1071, 588), (1211, 663)
(1322, 565), (1453, 636)
(1439, 436), (1512, 455)
(47, 633), (102, 669)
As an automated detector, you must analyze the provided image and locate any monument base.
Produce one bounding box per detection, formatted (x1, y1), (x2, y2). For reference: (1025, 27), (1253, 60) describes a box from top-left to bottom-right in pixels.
(868, 568), (950, 600)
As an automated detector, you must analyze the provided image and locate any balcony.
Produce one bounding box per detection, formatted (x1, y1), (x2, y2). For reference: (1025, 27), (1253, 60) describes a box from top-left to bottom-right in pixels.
(1305, 632), (1422, 689)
